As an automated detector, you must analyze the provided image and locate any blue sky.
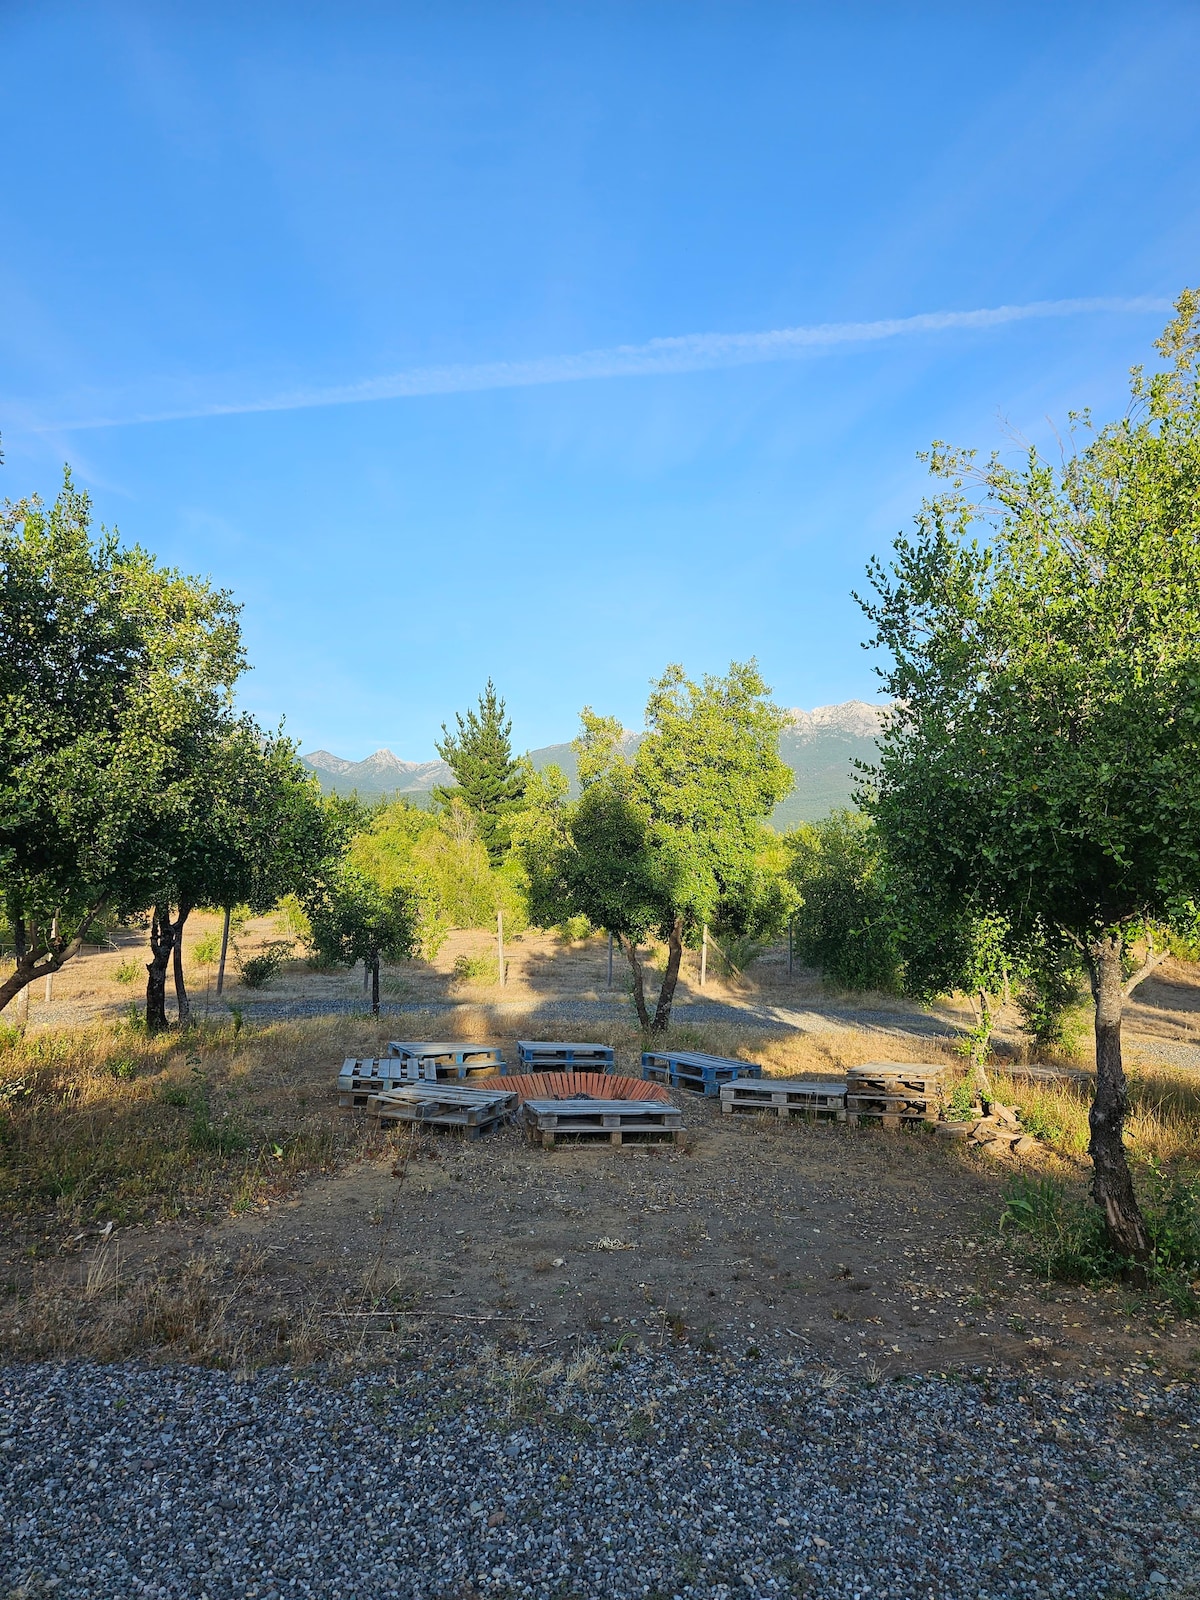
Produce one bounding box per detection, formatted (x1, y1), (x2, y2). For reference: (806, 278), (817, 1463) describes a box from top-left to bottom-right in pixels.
(3, 2), (1199, 758)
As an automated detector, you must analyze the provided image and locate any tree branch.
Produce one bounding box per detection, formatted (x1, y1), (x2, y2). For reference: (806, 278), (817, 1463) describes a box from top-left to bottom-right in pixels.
(1122, 946), (1170, 999)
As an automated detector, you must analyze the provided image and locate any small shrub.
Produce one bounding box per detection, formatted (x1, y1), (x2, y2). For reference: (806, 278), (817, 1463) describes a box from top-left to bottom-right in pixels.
(107, 1055), (138, 1081)
(192, 932), (222, 967)
(945, 1080), (980, 1121)
(452, 953), (494, 982)
(160, 1084), (191, 1108)
(1002, 1167), (1200, 1314)
(236, 940), (293, 989)
(1017, 1101), (1064, 1144)
(0, 1021), (22, 1052)
(556, 915), (592, 943)
(113, 960), (141, 985)
(1000, 1174), (1115, 1283)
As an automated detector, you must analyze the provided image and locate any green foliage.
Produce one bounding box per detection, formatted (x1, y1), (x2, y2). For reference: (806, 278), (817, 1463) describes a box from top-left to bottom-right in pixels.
(191, 932), (222, 967)
(859, 290), (1200, 1248)
(564, 662), (794, 941)
(860, 288), (1200, 962)
(945, 1080), (980, 1120)
(524, 661), (794, 1028)
(1016, 947), (1085, 1050)
(235, 940), (294, 989)
(1001, 1175), (1115, 1283)
(0, 468), (243, 999)
(508, 763), (572, 930)
(274, 893), (312, 947)
(113, 960), (141, 985)
(435, 679), (528, 864)
(452, 953), (494, 982)
(1002, 1167), (1200, 1311)
(784, 810), (900, 990)
(303, 866), (419, 972)
(348, 796), (526, 955)
(107, 1054), (138, 1081)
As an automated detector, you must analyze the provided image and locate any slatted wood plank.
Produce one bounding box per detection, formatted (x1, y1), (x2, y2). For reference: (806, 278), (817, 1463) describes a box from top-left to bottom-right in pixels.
(478, 1070), (671, 1106)
(720, 1079), (847, 1120)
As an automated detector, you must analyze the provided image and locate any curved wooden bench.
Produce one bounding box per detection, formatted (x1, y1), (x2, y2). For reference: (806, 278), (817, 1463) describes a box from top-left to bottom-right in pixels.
(478, 1070), (671, 1106)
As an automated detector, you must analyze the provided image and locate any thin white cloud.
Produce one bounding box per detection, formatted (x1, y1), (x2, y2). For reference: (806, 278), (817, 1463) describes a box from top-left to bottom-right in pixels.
(33, 295), (1171, 431)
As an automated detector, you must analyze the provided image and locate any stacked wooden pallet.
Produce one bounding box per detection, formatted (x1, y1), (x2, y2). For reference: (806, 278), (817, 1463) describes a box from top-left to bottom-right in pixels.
(523, 1097), (684, 1148)
(367, 1083), (517, 1139)
(845, 1063), (945, 1129)
(720, 1078), (847, 1121)
(338, 1058), (409, 1110)
(492, 1071), (669, 1106)
(514, 1040), (615, 1073)
(642, 1049), (762, 1097)
(385, 1041), (506, 1081)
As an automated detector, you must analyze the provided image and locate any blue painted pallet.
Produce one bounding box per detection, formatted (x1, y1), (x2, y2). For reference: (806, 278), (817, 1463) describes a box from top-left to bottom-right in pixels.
(514, 1040), (615, 1073)
(385, 1041), (506, 1081)
(641, 1049), (762, 1097)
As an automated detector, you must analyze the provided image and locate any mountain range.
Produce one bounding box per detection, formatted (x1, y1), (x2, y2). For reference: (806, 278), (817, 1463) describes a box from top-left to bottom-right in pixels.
(300, 700), (887, 828)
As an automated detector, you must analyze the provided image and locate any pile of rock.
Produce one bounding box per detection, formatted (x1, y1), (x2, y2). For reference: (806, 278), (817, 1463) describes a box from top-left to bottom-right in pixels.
(936, 1101), (1041, 1157)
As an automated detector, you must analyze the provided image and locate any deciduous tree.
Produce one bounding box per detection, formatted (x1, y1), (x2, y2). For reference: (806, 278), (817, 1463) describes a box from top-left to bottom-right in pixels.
(560, 662), (793, 1031)
(858, 289), (1200, 1259)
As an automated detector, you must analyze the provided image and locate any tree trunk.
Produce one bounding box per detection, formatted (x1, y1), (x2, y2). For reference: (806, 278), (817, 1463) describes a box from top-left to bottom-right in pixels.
(969, 988), (994, 1107)
(146, 904), (176, 1033)
(617, 933), (651, 1031)
(371, 951), (380, 1017)
(172, 903), (193, 1029)
(1087, 933), (1150, 1262)
(216, 906), (231, 996)
(651, 916), (685, 1034)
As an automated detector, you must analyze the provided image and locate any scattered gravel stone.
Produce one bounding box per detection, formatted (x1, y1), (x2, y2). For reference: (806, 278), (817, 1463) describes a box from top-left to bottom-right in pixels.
(2, 1354), (1196, 1598)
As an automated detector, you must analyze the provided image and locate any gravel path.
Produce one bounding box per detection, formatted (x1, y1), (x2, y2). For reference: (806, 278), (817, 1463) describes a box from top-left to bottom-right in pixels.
(2, 1355), (1197, 1599)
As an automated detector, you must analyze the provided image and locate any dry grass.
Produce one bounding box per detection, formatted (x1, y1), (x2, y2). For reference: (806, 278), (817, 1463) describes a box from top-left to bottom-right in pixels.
(986, 1060), (1200, 1167)
(0, 1012), (441, 1228)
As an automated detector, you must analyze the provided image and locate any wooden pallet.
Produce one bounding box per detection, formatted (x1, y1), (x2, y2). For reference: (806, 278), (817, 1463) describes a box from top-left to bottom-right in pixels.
(485, 1070), (670, 1106)
(514, 1040), (615, 1073)
(523, 1097), (684, 1147)
(385, 1041), (506, 1081)
(367, 1083), (517, 1138)
(720, 1078), (847, 1120)
(845, 1062), (944, 1128)
(338, 1058), (410, 1109)
(642, 1049), (762, 1097)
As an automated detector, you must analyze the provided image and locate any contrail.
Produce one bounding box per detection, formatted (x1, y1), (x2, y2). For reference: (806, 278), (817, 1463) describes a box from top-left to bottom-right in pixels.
(35, 295), (1171, 431)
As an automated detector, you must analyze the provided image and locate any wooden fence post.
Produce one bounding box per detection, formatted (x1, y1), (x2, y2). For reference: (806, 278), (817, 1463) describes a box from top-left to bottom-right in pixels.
(216, 907), (231, 996)
(700, 924), (708, 988)
(607, 930), (613, 989)
(497, 909), (505, 987)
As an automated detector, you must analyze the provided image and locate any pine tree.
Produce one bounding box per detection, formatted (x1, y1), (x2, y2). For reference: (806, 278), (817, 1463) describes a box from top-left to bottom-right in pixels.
(434, 680), (527, 864)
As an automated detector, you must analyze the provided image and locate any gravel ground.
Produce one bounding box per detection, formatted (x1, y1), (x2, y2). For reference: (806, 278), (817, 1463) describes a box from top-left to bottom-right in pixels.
(2, 1355), (1197, 1599)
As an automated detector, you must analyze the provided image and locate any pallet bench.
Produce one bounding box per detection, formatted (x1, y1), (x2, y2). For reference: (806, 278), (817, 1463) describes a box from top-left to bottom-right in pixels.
(514, 1040), (615, 1073)
(338, 1058), (411, 1110)
(368, 1083), (517, 1139)
(385, 1041), (506, 1081)
(720, 1078), (847, 1121)
(524, 1098), (684, 1148)
(642, 1049), (762, 1097)
(845, 1062), (945, 1129)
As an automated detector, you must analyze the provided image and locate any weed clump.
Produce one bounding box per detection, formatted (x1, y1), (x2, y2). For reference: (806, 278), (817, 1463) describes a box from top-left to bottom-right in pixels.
(1001, 1165), (1200, 1314)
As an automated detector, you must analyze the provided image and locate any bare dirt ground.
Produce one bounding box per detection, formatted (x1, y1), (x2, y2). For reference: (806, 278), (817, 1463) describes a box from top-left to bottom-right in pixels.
(5, 918), (1200, 1378)
(202, 1101), (1199, 1381)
